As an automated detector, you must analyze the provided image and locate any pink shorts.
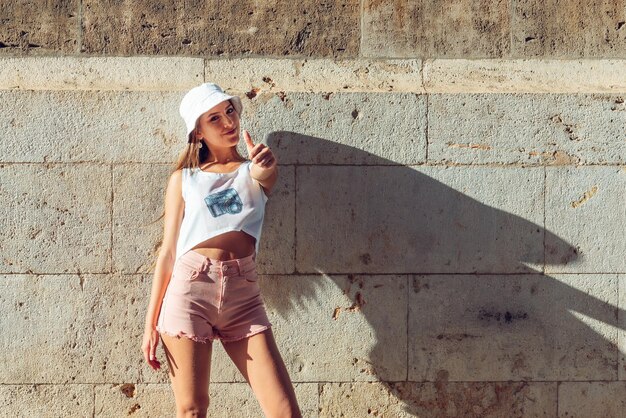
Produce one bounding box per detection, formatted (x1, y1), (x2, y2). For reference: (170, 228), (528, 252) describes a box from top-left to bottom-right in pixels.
(156, 249), (272, 343)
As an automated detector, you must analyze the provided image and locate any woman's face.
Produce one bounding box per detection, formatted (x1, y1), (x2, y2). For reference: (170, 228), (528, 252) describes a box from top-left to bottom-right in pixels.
(194, 100), (240, 147)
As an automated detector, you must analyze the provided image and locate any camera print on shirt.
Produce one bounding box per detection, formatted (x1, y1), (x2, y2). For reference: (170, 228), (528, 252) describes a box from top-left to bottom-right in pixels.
(204, 188), (243, 217)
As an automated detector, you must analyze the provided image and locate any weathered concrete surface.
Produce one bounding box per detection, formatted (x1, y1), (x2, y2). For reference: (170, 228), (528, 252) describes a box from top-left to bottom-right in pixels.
(0, 57), (421, 93)
(319, 381), (411, 417)
(0, 57), (203, 91)
(319, 381), (556, 417)
(620, 274), (626, 380)
(409, 274), (618, 381)
(0, 274), (167, 383)
(2, 2), (626, 60)
(362, 0), (510, 58)
(511, 0), (626, 58)
(0, 384), (93, 417)
(112, 163), (295, 274)
(545, 166), (626, 273)
(84, 273), (165, 384)
(248, 165), (296, 273)
(0, 0), (79, 55)
(558, 381), (626, 417)
(296, 165), (544, 273)
(0, 274), (93, 383)
(112, 164), (172, 274)
(428, 94), (626, 165)
(260, 274), (408, 381)
(0, 163), (111, 274)
(244, 92), (427, 165)
(8, 90), (624, 167)
(423, 59), (626, 93)
(362, 0), (626, 59)
(0, 90), (184, 163)
(206, 58), (423, 93)
(94, 382), (317, 417)
(5, 57), (626, 93)
(81, 0), (360, 57)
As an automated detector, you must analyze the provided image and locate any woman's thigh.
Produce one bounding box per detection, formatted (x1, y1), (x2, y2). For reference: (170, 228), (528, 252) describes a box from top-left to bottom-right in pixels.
(161, 333), (213, 410)
(221, 328), (302, 417)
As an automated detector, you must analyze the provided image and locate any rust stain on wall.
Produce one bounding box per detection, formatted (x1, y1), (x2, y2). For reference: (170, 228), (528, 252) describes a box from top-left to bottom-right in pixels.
(571, 185), (598, 208)
(343, 273), (364, 295)
(412, 277), (430, 293)
(120, 383), (135, 398)
(332, 307), (341, 320)
(351, 357), (375, 375)
(335, 292), (366, 318)
(347, 291), (366, 312)
(128, 403), (141, 414)
(245, 87), (261, 99)
(477, 308), (528, 323)
(550, 150), (579, 165)
(262, 76), (276, 88)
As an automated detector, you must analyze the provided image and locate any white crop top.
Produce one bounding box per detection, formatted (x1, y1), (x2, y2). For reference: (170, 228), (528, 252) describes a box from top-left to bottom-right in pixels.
(175, 160), (268, 262)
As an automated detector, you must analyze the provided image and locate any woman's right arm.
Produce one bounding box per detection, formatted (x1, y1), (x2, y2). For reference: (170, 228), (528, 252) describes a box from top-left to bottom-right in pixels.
(142, 169), (185, 370)
(143, 169), (185, 331)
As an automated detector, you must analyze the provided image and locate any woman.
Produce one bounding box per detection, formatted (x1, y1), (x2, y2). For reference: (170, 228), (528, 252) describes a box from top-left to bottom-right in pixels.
(141, 83), (302, 418)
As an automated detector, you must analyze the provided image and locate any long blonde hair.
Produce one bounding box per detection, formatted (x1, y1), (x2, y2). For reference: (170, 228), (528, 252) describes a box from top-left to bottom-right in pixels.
(146, 100), (246, 271)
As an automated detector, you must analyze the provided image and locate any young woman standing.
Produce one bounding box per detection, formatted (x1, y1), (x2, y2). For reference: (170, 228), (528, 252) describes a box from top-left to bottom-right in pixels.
(141, 83), (302, 418)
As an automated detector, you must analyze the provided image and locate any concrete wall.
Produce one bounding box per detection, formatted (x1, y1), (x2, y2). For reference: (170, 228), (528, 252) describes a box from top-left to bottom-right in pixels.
(1, 1), (625, 417)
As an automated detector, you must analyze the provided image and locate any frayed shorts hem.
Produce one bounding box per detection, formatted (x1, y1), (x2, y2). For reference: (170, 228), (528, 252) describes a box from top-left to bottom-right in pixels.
(156, 327), (212, 344)
(157, 324), (272, 344)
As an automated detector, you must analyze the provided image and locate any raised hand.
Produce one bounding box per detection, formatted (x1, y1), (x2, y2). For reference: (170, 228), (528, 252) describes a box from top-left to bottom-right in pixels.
(244, 130), (277, 174)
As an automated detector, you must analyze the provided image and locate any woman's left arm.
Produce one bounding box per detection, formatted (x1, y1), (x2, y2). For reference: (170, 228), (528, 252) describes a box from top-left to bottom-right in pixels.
(244, 130), (278, 196)
(251, 166), (278, 197)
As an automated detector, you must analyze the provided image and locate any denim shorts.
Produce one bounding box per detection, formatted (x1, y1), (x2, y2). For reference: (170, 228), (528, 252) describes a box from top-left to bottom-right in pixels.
(156, 249), (272, 343)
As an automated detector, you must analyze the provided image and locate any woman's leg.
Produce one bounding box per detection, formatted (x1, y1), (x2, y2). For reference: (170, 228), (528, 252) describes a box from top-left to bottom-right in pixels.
(161, 333), (213, 418)
(221, 328), (302, 418)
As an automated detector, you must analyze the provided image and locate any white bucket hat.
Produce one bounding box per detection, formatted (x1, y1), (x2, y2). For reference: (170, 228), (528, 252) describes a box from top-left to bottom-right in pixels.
(179, 82), (243, 142)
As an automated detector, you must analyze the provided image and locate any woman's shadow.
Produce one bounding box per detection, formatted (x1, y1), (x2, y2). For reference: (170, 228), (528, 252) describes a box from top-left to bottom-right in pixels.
(256, 131), (624, 414)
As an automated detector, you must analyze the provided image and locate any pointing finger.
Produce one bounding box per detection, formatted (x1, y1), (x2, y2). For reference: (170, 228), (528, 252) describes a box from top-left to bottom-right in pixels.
(244, 130), (254, 149)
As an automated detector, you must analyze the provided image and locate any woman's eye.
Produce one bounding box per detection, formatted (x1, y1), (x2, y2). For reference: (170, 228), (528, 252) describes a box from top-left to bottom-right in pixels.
(210, 108), (234, 122)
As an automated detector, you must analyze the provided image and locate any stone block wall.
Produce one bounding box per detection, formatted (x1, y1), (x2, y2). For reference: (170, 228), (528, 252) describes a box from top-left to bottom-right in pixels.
(1, 1), (625, 417)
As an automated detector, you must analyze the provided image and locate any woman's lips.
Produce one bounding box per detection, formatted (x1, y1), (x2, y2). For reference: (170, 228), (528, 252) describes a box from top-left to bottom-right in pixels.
(225, 128), (237, 135)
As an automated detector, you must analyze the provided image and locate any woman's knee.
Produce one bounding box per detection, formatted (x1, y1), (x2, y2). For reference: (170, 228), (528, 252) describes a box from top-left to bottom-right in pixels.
(176, 396), (210, 418)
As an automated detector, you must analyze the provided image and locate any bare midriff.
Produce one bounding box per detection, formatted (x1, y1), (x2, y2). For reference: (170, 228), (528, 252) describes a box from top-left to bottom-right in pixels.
(189, 230), (257, 261)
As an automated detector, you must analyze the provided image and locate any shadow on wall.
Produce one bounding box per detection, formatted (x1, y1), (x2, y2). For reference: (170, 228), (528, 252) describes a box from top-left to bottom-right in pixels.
(258, 131), (623, 415)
